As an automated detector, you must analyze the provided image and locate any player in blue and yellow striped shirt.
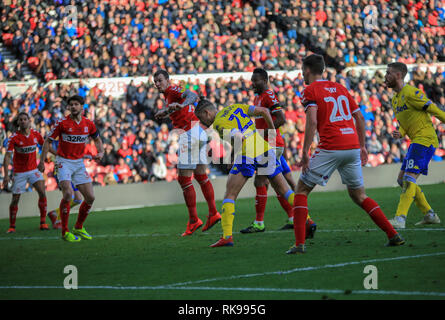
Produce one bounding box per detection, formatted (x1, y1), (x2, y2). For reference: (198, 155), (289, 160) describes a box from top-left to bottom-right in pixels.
(194, 99), (296, 247)
(385, 62), (445, 228)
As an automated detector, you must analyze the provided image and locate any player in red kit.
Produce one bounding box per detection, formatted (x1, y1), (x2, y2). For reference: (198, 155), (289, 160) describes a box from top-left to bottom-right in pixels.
(3, 112), (48, 233)
(38, 95), (104, 242)
(287, 54), (405, 254)
(240, 68), (316, 236)
(153, 70), (220, 236)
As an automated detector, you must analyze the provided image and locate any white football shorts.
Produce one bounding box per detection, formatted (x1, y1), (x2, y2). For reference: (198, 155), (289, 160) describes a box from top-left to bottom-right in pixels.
(300, 148), (364, 189)
(11, 169), (44, 194)
(56, 156), (92, 186)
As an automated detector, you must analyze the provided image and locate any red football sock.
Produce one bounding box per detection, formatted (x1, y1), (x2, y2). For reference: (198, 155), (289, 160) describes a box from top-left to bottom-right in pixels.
(75, 201), (92, 229)
(277, 194), (293, 218)
(9, 205), (18, 228)
(195, 174), (218, 216)
(255, 186), (268, 222)
(361, 197), (397, 239)
(48, 211), (57, 224)
(293, 194), (308, 246)
(178, 175), (198, 223)
(38, 197), (47, 224)
(60, 199), (71, 236)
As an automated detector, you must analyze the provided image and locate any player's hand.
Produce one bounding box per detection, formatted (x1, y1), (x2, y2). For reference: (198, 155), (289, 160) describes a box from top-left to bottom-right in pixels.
(360, 147), (368, 166)
(168, 103), (182, 113)
(93, 152), (104, 161)
(297, 153), (310, 173)
(154, 110), (167, 120)
(2, 176), (9, 190)
(392, 130), (402, 139)
(37, 161), (45, 173)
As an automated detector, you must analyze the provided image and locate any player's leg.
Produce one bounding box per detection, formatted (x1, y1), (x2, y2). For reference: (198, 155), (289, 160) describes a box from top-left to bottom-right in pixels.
(286, 178), (314, 254)
(194, 164), (221, 231)
(210, 171), (249, 247)
(239, 173), (268, 233)
(178, 168), (202, 236)
(177, 127), (202, 235)
(7, 194), (20, 233)
(348, 187), (404, 246)
(7, 172), (28, 233)
(338, 148), (404, 246)
(32, 178), (49, 230)
(276, 156), (294, 228)
(72, 182), (95, 240)
(391, 144), (438, 228)
(59, 180), (78, 241)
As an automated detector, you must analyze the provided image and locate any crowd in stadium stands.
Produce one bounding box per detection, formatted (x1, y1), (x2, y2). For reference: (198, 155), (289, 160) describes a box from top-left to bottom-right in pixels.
(0, 0), (444, 81)
(0, 0), (445, 191)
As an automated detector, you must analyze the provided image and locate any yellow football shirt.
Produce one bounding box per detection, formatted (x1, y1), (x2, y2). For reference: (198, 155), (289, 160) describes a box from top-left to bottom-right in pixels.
(391, 85), (439, 148)
(213, 104), (271, 158)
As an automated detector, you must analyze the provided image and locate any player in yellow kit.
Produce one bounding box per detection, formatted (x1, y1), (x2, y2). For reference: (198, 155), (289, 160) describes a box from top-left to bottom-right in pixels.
(384, 62), (445, 228)
(194, 99), (296, 247)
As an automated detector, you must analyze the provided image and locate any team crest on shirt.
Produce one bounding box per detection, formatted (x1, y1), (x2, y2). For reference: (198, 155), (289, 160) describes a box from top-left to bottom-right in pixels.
(68, 128), (73, 132)
(84, 127), (88, 133)
(34, 138), (37, 143)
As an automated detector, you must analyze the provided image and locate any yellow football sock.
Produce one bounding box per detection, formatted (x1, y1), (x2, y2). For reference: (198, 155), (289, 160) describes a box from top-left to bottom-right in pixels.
(413, 184), (432, 214)
(396, 178), (417, 218)
(221, 199), (235, 238)
(56, 199), (81, 220)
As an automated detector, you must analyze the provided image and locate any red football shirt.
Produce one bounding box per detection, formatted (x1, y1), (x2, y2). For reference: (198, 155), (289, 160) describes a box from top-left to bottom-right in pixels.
(301, 80), (360, 150)
(254, 89), (285, 148)
(6, 129), (44, 173)
(48, 116), (98, 160)
(163, 85), (199, 131)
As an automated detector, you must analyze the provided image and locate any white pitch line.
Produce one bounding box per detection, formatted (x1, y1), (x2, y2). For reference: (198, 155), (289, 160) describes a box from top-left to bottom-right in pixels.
(166, 252), (445, 287)
(0, 227), (443, 241)
(0, 285), (444, 297)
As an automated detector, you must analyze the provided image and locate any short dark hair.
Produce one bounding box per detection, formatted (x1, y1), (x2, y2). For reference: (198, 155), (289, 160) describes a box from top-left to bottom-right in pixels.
(387, 62), (408, 78)
(195, 96), (215, 114)
(253, 68), (269, 81)
(302, 54), (325, 75)
(67, 95), (84, 105)
(153, 69), (169, 80)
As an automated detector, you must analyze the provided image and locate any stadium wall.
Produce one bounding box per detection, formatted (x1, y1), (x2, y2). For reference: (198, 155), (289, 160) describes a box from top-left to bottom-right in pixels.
(1, 161), (444, 220)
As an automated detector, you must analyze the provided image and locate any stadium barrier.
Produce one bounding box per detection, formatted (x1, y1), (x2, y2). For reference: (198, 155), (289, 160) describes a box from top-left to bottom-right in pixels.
(1, 161), (444, 220)
(2, 62), (444, 98)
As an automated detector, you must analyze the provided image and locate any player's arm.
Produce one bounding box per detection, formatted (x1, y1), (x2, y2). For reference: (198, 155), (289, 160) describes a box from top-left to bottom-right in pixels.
(352, 108), (368, 165)
(38, 137), (51, 172)
(249, 106), (275, 130)
(168, 89), (198, 113)
(271, 107), (286, 128)
(90, 128), (104, 161)
(298, 106), (317, 172)
(2, 151), (12, 190)
(408, 89), (445, 122)
(92, 135), (104, 161)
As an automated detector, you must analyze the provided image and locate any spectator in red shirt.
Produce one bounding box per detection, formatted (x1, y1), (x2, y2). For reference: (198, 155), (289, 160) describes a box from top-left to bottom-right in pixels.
(114, 157), (132, 183)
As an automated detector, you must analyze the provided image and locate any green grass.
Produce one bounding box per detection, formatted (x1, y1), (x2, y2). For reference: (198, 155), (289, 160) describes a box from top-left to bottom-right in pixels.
(1, 183), (445, 300)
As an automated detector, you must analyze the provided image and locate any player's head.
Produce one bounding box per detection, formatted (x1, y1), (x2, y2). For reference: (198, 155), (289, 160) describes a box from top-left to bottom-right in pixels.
(153, 69), (170, 93)
(385, 62), (408, 88)
(194, 96), (217, 127)
(67, 95), (84, 117)
(251, 68), (269, 94)
(302, 54), (325, 85)
(15, 112), (31, 131)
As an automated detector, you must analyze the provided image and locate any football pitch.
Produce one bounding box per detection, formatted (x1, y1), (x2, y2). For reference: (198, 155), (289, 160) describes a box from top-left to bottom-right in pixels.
(1, 183), (444, 300)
